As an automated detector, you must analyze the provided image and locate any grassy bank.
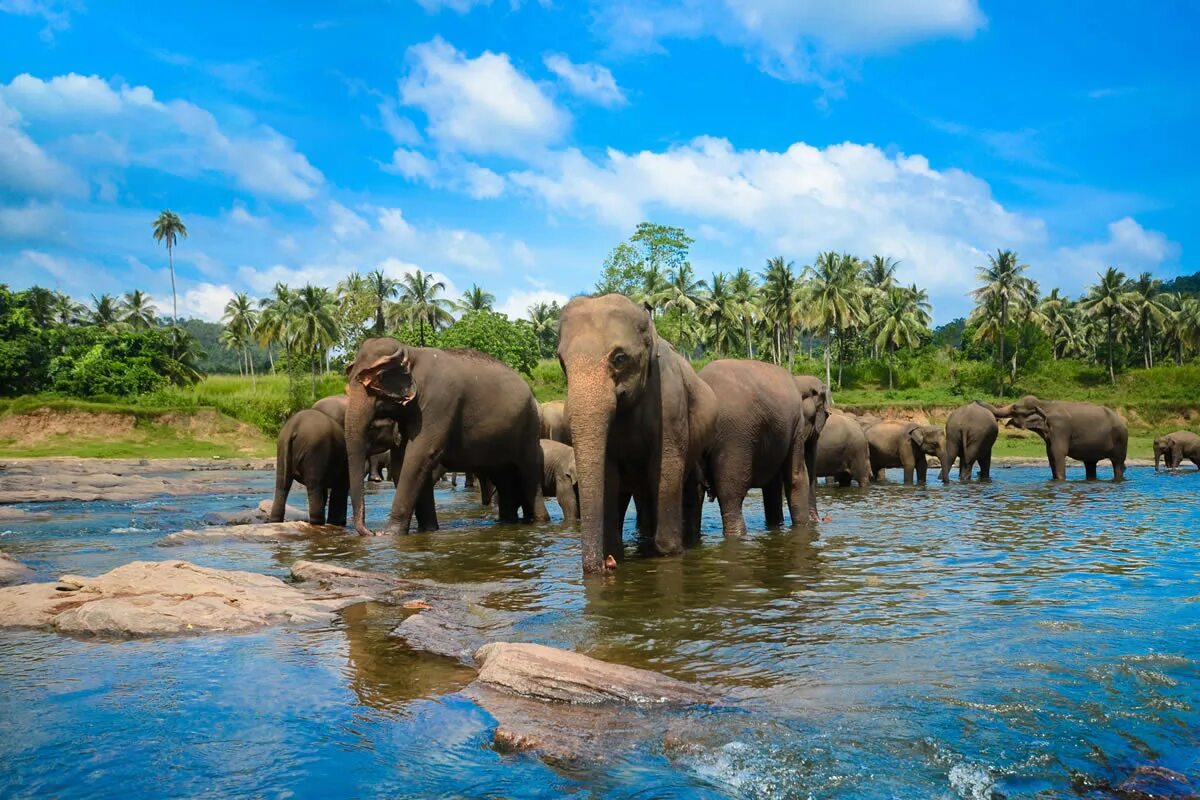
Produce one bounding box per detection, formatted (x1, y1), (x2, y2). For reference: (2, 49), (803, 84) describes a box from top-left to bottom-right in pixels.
(1, 357), (1194, 460)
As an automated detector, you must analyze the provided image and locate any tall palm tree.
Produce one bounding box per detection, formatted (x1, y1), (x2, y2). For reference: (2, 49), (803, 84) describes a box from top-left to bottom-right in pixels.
(527, 301), (561, 357)
(53, 293), (85, 326)
(256, 283), (293, 373)
(1080, 267), (1136, 384)
(861, 256), (899, 358)
(458, 283), (496, 313)
(290, 284), (339, 396)
(1178, 297), (1200, 364)
(1129, 271), (1171, 368)
(120, 290), (158, 329)
(760, 257), (798, 367)
(23, 287), (57, 327)
(335, 272), (370, 330)
(635, 264), (670, 316)
(364, 270), (398, 335)
(702, 272), (739, 357)
(658, 263), (705, 316)
(152, 210), (188, 327)
(89, 293), (124, 332)
(867, 286), (931, 389)
(729, 268), (759, 359)
(968, 249), (1037, 393)
(392, 270), (453, 346)
(222, 292), (259, 389)
(806, 251), (866, 388)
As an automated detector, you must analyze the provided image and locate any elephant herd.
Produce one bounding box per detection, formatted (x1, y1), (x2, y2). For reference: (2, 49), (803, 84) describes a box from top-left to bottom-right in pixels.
(270, 293), (1198, 576)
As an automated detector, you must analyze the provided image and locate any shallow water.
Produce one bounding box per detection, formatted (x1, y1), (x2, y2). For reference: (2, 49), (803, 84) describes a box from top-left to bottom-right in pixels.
(1, 464), (1198, 798)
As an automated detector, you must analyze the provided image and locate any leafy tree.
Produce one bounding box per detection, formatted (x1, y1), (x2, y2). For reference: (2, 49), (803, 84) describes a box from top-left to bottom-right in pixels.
(152, 210), (188, 327)
(968, 249), (1038, 393)
(221, 292), (259, 388)
(438, 311), (540, 376)
(121, 290), (157, 329)
(867, 285), (931, 389)
(760, 257), (799, 367)
(89, 294), (125, 333)
(391, 270), (453, 346)
(458, 283), (496, 312)
(1080, 267), (1136, 384)
(701, 272), (739, 356)
(290, 284), (339, 397)
(1129, 271), (1171, 368)
(594, 242), (643, 295)
(256, 283), (294, 373)
(729, 267), (759, 359)
(806, 251), (866, 387)
(365, 270), (398, 335)
(527, 300), (561, 357)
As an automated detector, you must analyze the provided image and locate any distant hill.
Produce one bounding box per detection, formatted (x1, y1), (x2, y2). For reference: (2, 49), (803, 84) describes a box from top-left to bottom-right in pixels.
(1162, 271), (1200, 296)
(179, 318), (272, 375)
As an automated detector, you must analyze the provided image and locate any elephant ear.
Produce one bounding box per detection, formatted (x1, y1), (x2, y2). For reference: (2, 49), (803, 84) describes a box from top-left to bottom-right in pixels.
(642, 305), (659, 362)
(352, 344), (416, 405)
(909, 425), (926, 446)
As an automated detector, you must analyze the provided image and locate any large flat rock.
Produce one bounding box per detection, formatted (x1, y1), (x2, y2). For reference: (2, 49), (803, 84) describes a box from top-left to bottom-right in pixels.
(159, 521), (336, 545)
(0, 560), (375, 637)
(0, 551), (34, 586)
(0, 458), (268, 504)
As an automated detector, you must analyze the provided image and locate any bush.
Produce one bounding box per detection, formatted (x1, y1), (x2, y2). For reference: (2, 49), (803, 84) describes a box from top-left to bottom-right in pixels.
(438, 311), (539, 376)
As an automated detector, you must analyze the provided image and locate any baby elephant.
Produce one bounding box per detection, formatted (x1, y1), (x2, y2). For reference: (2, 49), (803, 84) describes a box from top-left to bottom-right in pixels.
(866, 421), (945, 483)
(1154, 430), (1200, 470)
(540, 439), (579, 522)
(270, 409), (349, 526)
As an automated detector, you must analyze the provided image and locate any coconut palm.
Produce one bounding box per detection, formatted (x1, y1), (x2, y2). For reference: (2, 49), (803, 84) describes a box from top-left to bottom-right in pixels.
(89, 294), (125, 332)
(22, 286), (57, 328)
(458, 284), (496, 313)
(760, 257), (798, 366)
(392, 270), (453, 346)
(290, 284), (339, 396)
(256, 283), (293, 373)
(527, 300), (561, 357)
(1080, 267), (1137, 384)
(1129, 271), (1171, 368)
(52, 293), (85, 326)
(635, 264), (670, 316)
(658, 262), (705, 316)
(701, 272), (740, 357)
(362, 270), (398, 336)
(120, 290), (158, 329)
(152, 210), (188, 327)
(334, 272), (370, 330)
(1179, 297), (1200, 363)
(867, 286), (931, 389)
(806, 251), (866, 388)
(968, 249), (1037, 393)
(729, 268), (759, 359)
(862, 256), (900, 358)
(222, 292), (259, 389)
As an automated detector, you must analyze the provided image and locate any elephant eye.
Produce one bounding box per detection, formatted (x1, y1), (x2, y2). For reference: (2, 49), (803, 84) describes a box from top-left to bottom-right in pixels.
(610, 350), (630, 368)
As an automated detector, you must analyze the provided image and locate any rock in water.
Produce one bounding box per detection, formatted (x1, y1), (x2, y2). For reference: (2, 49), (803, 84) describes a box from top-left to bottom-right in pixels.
(472, 642), (708, 705)
(0, 560), (374, 636)
(201, 500), (307, 526)
(159, 521), (332, 545)
(0, 551), (34, 586)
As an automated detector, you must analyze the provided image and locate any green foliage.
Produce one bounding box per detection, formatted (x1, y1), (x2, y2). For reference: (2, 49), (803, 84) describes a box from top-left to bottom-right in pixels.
(438, 311), (540, 376)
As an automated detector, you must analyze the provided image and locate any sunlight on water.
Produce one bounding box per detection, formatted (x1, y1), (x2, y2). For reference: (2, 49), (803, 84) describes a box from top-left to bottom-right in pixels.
(0, 464), (1198, 797)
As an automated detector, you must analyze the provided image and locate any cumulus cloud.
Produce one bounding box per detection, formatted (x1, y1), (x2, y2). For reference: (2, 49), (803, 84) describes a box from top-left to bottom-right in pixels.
(0, 96), (84, 197)
(400, 37), (570, 157)
(0, 0), (78, 41)
(0, 201), (63, 240)
(178, 282), (237, 321)
(0, 73), (324, 201)
(383, 148), (505, 199)
(1054, 217), (1180, 288)
(496, 288), (570, 320)
(544, 54), (627, 107)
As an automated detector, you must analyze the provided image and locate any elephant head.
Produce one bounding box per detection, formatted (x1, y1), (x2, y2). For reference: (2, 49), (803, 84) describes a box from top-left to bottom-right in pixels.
(1012, 405), (1051, 441)
(557, 294), (657, 572)
(909, 424), (946, 460)
(978, 395), (1041, 423)
(793, 376), (829, 441)
(1153, 434), (1181, 470)
(344, 337), (418, 535)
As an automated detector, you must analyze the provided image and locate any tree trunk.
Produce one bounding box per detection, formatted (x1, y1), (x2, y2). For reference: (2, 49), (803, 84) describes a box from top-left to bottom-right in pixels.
(268, 346), (275, 374)
(248, 347), (256, 391)
(1107, 316), (1115, 385)
(744, 318), (753, 359)
(824, 333), (833, 389)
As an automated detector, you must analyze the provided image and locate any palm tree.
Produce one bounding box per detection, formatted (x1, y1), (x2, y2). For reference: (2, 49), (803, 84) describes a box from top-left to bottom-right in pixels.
(702, 272), (739, 357)
(335, 272), (370, 331)
(89, 294), (124, 332)
(527, 301), (561, 357)
(256, 283), (293, 373)
(729, 268), (759, 359)
(364, 270), (398, 335)
(392, 270), (453, 346)
(806, 251), (866, 388)
(1080, 267), (1136, 384)
(152, 210), (188, 327)
(290, 284), (339, 396)
(1179, 297), (1200, 364)
(120, 290), (157, 329)
(53, 293), (85, 326)
(23, 287), (57, 327)
(635, 264), (670, 316)
(760, 257), (798, 367)
(968, 249), (1037, 393)
(867, 286), (931, 389)
(458, 284), (496, 313)
(222, 292), (259, 389)
(1129, 271), (1171, 368)
(659, 263), (704, 315)
(861, 256), (899, 358)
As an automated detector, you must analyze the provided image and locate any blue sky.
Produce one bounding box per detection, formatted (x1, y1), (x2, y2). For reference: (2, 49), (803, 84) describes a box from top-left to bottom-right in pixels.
(0, 0), (1195, 323)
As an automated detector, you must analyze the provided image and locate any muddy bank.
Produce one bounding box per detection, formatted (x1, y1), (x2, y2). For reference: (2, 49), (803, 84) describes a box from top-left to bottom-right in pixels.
(0, 457), (270, 504)
(0, 406), (269, 454)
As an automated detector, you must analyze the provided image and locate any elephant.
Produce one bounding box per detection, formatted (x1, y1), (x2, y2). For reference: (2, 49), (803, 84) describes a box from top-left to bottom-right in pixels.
(557, 294), (717, 573)
(979, 396), (1128, 481)
(941, 402), (999, 481)
(813, 412), (871, 487)
(539, 401), (571, 444)
(269, 409), (349, 525)
(344, 338), (548, 536)
(540, 439), (579, 522)
(1154, 430), (1200, 470)
(313, 394), (400, 483)
(367, 451), (392, 484)
(698, 360), (825, 536)
(865, 421), (946, 483)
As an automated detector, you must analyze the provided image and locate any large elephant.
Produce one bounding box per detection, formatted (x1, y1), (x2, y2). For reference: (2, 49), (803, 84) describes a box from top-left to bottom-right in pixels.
(980, 396), (1128, 481)
(313, 394), (399, 484)
(865, 421), (946, 483)
(269, 409), (349, 525)
(344, 338), (547, 535)
(557, 294), (717, 574)
(698, 361), (824, 536)
(1154, 430), (1200, 470)
(941, 402), (999, 481)
(539, 401), (571, 444)
(540, 439), (579, 522)
(814, 412), (871, 487)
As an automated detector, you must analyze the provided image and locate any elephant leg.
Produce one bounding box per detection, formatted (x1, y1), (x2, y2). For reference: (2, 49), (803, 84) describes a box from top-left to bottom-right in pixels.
(940, 437), (958, 483)
(836, 473), (851, 488)
(914, 454), (928, 484)
(803, 437), (820, 520)
(786, 440), (811, 525)
(1111, 457), (1126, 482)
(902, 465), (914, 484)
(494, 470), (520, 522)
(480, 475), (496, 507)
(555, 476), (578, 523)
(269, 476), (293, 523)
(1084, 461), (1098, 481)
(327, 480), (348, 527)
(716, 484), (748, 537)
(1047, 441), (1067, 481)
(603, 460), (625, 561)
(384, 442), (440, 534)
(519, 445), (550, 523)
(762, 475), (785, 526)
(415, 477), (439, 532)
(305, 484), (328, 525)
(874, 468), (887, 482)
(977, 449), (992, 481)
(464, 471), (476, 489)
(682, 466), (704, 546)
(652, 449), (687, 557)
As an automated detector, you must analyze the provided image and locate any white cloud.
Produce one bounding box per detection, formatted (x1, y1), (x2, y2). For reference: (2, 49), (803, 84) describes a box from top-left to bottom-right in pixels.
(0, 0), (77, 41)
(544, 54), (627, 107)
(386, 147), (437, 180)
(383, 148), (505, 199)
(400, 37), (570, 157)
(225, 201), (266, 227)
(497, 288), (570, 319)
(1054, 217), (1179, 287)
(0, 96), (84, 197)
(0, 201), (62, 240)
(0, 73), (324, 201)
(328, 201), (370, 240)
(414, 0), (490, 11)
(179, 282), (236, 321)
(378, 100), (423, 145)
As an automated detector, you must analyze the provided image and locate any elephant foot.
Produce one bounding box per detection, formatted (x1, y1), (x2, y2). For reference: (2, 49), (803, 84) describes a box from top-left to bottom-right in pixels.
(382, 523), (409, 536)
(604, 554), (618, 570)
(353, 522), (374, 537)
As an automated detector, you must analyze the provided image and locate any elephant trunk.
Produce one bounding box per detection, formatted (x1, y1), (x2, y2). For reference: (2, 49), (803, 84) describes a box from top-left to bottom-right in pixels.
(345, 381), (375, 535)
(565, 376), (617, 574)
(1154, 445), (1161, 471)
(975, 400), (1012, 418)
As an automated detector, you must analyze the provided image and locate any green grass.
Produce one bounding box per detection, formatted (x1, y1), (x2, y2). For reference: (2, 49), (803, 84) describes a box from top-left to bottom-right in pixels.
(0, 427), (257, 459)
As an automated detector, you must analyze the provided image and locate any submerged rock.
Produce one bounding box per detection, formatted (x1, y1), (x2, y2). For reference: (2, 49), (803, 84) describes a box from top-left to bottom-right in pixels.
(201, 499), (307, 526)
(0, 507), (51, 521)
(0, 458), (266, 504)
(0, 551), (34, 586)
(0, 560), (374, 637)
(392, 603), (521, 665)
(159, 521), (335, 545)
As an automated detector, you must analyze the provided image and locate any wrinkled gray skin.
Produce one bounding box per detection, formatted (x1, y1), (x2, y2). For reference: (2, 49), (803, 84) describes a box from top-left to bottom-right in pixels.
(558, 294), (717, 573)
(540, 439), (579, 522)
(698, 361), (826, 536)
(313, 394), (400, 484)
(941, 402), (999, 482)
(270, 409), (349, 525)
(980, 395), (1128, 481)
(814, 412), (871, 487)
(866, 421), (946, 484)
(539, 401), (571, 445)
(345, 338), (548, 535)
(1154, 430), (1200, 470)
